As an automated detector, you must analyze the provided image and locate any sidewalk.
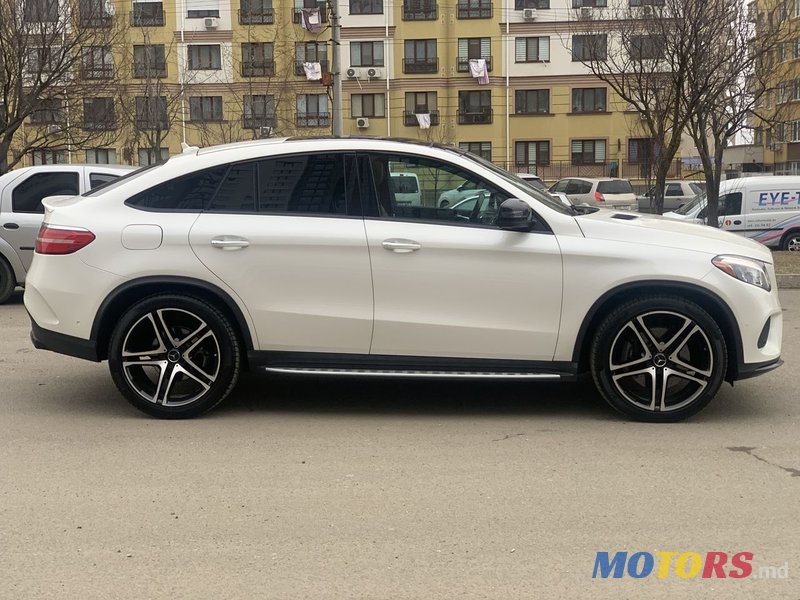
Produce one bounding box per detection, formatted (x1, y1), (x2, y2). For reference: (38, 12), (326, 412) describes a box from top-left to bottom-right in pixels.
(774, 252), (800, 289)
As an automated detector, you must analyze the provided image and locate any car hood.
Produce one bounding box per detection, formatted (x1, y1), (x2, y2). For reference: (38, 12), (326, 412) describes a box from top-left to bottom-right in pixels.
(574, 210), (772, 262)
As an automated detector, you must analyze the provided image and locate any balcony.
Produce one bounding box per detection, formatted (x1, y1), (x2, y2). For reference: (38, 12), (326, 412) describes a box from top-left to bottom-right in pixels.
(242, 61), (275, 77)
(402, 3), (437, 20)
(243, 115), (276, 129)
(457, 56), (493, 72)
(457, 2), (492, 19)
(135, 118), (169, 130)
(457, 108), (493, 124)
(294, 59), (328, 76)
(297, 113), (330, 127)
(133, 64), (167, 78)
(80, 65), (114, 80)
(292, 5), (328, 24)
(83, 118), (116, 131)
(79, 14), (112, 27)
(404, 111), (440, 126)
(131, 4), (165, 26)
(403, 58), (438, 74)
(238, 8), (274, 24)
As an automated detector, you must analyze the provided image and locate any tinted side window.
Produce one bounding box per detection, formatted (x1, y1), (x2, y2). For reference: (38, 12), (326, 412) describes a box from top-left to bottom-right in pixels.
(127, 166), (227, 211)
(257, 153), (349, 215)
(208, 162), (257, 212)
(89, 173), (121, 190)
(551, 180), (568, 193)
(665, 183), (683, 196)
(12, 172), (79, 213)
(720, 192), (743, 216)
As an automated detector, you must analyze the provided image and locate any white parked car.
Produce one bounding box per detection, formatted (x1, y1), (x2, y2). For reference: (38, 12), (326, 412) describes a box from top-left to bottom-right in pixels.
(0, 164), (134, 303)
(550, 177), (637, 211)
(26, 138), (782, 421)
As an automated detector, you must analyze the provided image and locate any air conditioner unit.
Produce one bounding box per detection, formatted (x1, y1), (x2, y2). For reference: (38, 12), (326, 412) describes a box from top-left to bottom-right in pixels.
(580, 6), (593, 19)
(641, 5), (653, 16)
(46, 124), (62, 135)
(259, 126), (273, 138)
(204, 17), (219, 29)
(356, 117), (369, 129)
(522, 8), (537, 20)
(366, 67), (385, 79)
(345, 67), (359, 79)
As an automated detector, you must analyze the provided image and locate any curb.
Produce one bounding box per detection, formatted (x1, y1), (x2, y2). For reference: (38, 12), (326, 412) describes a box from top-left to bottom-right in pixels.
(777, 274), (800, 289)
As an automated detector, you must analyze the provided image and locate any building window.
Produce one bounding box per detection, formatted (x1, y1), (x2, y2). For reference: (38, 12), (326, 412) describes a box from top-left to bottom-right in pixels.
(572, 0), (607, 6)
(628, 138), (656, 163)
(515, 141), (550, 169)
(351, 42), (384, 67)
(572, 35), (607, 61)
(187, 0), (220, 18)
(457, 38), (492, 72)
(188, 45), (222, 70)
(459, 142), (491, 161)
(23, 0), (57, 22)
(403, 0), (436, 19)
(31, 149), (67, 165)
(350, 0), (383, 14)
(295, 42), (328, 75)
(243, 95), (276, 129)
(403, 40), (438, 73)
(628, 35), (665, 60)
(297, 94), (329, 127)
(457, 0), (492, 19)
(81, 46), (114, 79)
(404, 92), (439, 126)
(515, 0), (548, 8)
(458, 90), (492, 124)
(133, 45), (167, 78)
(189, 96), (224, 122)
(292, 0), (328, 24)
(242, 43), (275, 76)
(352, 94), (385, 118)
(515, 89), (549, 114)
(27, 47), (60, 74)
(30, 99), (63, 124)
(138, 147), (170, 166)
(135, 96), (168, 130)
(239, 0), (274, 23)
(571, 139), (606, 164)
(131, 1), (165, 26)
(572, 88), (607, 112)
(629, 0), (664, 5)
(83, 98), (115, 130)
(79, 0), (113, 26)
(515, 37), (550, 62)
(86, 148), (117, 164)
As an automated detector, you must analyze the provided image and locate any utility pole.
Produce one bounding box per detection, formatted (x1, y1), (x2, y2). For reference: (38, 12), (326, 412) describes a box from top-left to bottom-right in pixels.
(330, 0), (343, 137)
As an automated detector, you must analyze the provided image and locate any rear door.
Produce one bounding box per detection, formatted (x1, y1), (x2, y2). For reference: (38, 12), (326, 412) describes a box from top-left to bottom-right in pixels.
(189, 152), (374, 354)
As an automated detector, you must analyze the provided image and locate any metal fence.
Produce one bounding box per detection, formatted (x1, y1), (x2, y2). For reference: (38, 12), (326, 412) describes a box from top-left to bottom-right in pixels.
(503, 159), (683, 182)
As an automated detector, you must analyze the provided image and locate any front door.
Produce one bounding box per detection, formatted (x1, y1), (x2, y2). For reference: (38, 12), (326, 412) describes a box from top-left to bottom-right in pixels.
(361, 152), (563, 361)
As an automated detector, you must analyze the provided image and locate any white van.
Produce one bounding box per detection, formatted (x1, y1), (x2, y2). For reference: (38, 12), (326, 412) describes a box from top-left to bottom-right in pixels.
(663, 176), (800, 251)
(389, 172), (422, 206)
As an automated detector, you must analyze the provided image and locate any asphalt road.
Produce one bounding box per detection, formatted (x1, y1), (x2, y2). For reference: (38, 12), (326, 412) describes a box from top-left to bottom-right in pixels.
(1, 289), (798, 599)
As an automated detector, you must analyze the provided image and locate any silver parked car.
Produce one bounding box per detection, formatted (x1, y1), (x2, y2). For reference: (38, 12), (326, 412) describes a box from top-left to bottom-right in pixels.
(549, 177), (637, 211)
(638, 180), (705, 213)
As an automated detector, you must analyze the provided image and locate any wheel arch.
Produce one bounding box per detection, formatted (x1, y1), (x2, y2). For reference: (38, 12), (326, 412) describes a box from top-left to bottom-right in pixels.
(780, 227), (800, 249)
(0, 237), (26, 284)
(90, 276), (254, 361)
(572, 281), (743, 382)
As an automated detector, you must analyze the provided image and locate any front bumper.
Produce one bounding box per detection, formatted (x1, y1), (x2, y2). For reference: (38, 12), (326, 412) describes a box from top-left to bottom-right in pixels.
(735, 357), (783, 381)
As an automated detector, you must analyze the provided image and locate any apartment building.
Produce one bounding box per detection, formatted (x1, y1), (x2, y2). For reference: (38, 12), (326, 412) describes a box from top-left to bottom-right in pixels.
(16, 0), (666, 178)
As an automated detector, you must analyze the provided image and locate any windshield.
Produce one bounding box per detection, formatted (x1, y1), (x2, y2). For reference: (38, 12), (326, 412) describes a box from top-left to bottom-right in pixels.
(674, 190), (706, 215)
(460, 152), (572, 215)
(597, 180), (634, 194)
(82, 162), (165, 197)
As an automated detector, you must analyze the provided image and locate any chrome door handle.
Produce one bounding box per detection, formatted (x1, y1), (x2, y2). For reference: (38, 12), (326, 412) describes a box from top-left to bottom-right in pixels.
(382, 239), (421, 253)
(211, 237), (250, 250)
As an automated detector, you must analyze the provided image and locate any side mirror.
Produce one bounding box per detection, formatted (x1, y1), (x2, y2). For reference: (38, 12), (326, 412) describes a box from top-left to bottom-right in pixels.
(496, 198), (535, 232)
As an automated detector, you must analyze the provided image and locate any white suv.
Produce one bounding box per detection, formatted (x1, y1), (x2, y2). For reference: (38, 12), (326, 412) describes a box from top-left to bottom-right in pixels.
(25, 139), (782, 421)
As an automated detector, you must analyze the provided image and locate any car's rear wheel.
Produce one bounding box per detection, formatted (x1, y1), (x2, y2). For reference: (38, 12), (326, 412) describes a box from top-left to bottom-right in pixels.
(108, 294), (241, 418)
(0, 258), (15, 304)
(590, 296), (727, 422)
(781, 230), (800, 251)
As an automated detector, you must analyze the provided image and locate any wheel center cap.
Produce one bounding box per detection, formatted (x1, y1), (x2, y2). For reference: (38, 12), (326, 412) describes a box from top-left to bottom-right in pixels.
(167, 349), (181, 363)
(653, 353), (667, 368)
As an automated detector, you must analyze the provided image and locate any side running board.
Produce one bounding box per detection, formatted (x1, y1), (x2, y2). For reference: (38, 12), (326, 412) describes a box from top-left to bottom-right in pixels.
(262, 367), (562, 380)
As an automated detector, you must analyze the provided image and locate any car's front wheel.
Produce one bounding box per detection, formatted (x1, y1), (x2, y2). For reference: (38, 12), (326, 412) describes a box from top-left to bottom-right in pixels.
(590, 296), (727, 422)
(781, 230), (800, 251)
(108, 294), (241, 418)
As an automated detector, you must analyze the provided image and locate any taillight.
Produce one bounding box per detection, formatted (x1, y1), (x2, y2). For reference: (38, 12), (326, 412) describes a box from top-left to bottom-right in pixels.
(595, 191), (605, 202)
(35, 224), (95, 255)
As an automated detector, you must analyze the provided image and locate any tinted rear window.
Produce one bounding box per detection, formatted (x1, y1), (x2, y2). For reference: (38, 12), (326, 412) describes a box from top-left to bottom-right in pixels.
(126, 166), (227, 211)
(597, 180), (634, 194)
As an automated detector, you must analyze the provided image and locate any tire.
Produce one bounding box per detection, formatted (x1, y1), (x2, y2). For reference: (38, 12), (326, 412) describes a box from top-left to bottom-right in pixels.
(108, 294), (241, 418)
(781, 230), (800, 252)
(590, 296), (727, 422)
(0, 257), (15, 305)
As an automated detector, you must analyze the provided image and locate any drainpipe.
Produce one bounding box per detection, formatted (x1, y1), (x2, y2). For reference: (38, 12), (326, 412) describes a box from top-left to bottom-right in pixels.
(505, 11), (510, 171)
(180, 0), (187, 145)
(385, 0), (390, 137)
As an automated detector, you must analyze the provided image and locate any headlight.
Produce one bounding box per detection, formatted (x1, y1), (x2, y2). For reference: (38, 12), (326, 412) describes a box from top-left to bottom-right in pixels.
(712, 255), (771, 292)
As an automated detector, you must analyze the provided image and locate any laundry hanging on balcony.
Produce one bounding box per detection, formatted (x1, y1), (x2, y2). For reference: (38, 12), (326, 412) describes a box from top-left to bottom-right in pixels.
(303, 62), (322, 81)
(415, 113), (431, 129)
(469, 59), (489, 85)
(301, 8), (322, 33)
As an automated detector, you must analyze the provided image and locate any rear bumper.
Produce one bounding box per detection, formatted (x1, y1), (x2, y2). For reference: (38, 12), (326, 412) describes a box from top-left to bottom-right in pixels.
(29, 317), (100, 362)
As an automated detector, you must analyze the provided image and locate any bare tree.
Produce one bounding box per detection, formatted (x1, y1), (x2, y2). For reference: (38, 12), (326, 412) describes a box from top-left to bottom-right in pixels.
(569, 1), (713, 214)
(0, 0), (125, 173)
(686, 0), (792, 227)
